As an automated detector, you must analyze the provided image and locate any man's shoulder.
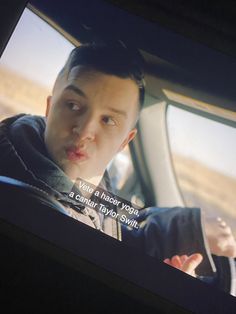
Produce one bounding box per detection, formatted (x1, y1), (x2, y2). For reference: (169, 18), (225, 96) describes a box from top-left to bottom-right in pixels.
(1, 113), (45, 134)
(0, 114), (46, 147)
(0, 113), (56, 196)
(2, 113), (45, 130)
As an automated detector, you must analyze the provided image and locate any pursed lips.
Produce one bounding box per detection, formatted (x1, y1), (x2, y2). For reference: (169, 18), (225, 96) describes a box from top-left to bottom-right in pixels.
(65, 146), (89, 162)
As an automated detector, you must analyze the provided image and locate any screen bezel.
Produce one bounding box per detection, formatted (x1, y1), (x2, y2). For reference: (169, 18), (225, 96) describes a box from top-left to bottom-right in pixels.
(0, 1), (236, 312)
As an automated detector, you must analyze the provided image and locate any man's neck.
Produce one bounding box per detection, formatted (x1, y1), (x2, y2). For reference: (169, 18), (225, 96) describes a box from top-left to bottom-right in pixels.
(72, 175), (102, 186)
(72, 175), (103, 198)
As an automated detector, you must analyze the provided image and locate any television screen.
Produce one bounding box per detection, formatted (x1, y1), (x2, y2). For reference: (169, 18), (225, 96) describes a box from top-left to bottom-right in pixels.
(1, 1), (236, 312)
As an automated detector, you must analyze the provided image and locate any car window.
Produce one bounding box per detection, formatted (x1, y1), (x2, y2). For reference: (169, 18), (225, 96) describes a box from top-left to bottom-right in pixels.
(0, 7), (74, 120)
(167, 104), (236, 237)
(107, 146), (145, 208)
(0, 6), (146, 209)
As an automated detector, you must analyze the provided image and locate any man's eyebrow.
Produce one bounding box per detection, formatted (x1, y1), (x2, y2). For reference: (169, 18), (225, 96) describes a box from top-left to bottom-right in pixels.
(64, 86), (127, 117)
(107, 107), (127, 118)
(64, 85), (87, 98)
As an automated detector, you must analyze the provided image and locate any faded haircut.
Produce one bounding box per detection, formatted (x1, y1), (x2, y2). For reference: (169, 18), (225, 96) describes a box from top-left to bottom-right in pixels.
(55, 42), (145, 109)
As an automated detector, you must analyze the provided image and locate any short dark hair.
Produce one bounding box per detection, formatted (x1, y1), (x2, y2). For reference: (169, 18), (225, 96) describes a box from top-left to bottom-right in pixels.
(60, 42), (145, 108)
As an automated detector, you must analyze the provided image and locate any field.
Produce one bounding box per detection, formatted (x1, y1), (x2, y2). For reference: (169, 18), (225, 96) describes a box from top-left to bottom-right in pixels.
(0, 65), (50, 120)
(172, 154), (236, 237)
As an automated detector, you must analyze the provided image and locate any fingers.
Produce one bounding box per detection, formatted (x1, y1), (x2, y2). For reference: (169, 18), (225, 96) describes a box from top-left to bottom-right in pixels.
(182, 253), (203, 276)
(163, 253), (203, 277)
(179, 255), (188, 264)
(206, 216), (236, 257)
(170, 255), (182, 269)
(164, 256), (182, 269)
(217, 218), (231, 233)
(163, 258), (171, 266)
(222, 244), (236, 258)
(216, 218), (236, 257)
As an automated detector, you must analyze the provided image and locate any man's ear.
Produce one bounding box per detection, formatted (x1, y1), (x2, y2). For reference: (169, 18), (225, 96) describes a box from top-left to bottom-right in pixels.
(45, 96), (52, 117)
(118, 128), (137, 152)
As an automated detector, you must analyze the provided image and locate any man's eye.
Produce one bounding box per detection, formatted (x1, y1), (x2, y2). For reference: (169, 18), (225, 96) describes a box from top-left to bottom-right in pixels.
(68, 102), (81, 111)
(102, 116), (116, 126)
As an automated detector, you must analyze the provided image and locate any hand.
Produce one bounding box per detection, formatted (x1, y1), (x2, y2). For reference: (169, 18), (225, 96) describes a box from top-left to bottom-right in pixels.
(164, 253), (203, 277)
(205, 217), (236, 258)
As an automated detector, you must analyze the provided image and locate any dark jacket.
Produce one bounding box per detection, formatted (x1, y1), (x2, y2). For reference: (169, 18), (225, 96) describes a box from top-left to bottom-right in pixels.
(0, 114), (215, 275)
(0, 114), (120, 239)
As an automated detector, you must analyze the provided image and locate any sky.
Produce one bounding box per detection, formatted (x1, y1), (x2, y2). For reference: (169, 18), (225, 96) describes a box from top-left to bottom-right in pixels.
(0, 7), (235, 180)
(0, 8), (74, 89)
(167, 105), (236, 179)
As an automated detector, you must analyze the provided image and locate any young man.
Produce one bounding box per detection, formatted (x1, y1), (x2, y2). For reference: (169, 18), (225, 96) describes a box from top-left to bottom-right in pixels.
(1, 43), (233, 276)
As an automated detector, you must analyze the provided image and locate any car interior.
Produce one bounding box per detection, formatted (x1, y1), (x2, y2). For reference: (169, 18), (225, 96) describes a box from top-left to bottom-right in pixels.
(1, 0), (236, 313)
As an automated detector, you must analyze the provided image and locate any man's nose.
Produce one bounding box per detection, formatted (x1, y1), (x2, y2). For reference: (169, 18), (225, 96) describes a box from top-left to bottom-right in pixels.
(72, 115), (96, 142)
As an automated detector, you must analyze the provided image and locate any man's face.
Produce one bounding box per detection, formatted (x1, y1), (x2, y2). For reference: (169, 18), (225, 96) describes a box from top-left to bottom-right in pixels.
(44, 66), (139, 183)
